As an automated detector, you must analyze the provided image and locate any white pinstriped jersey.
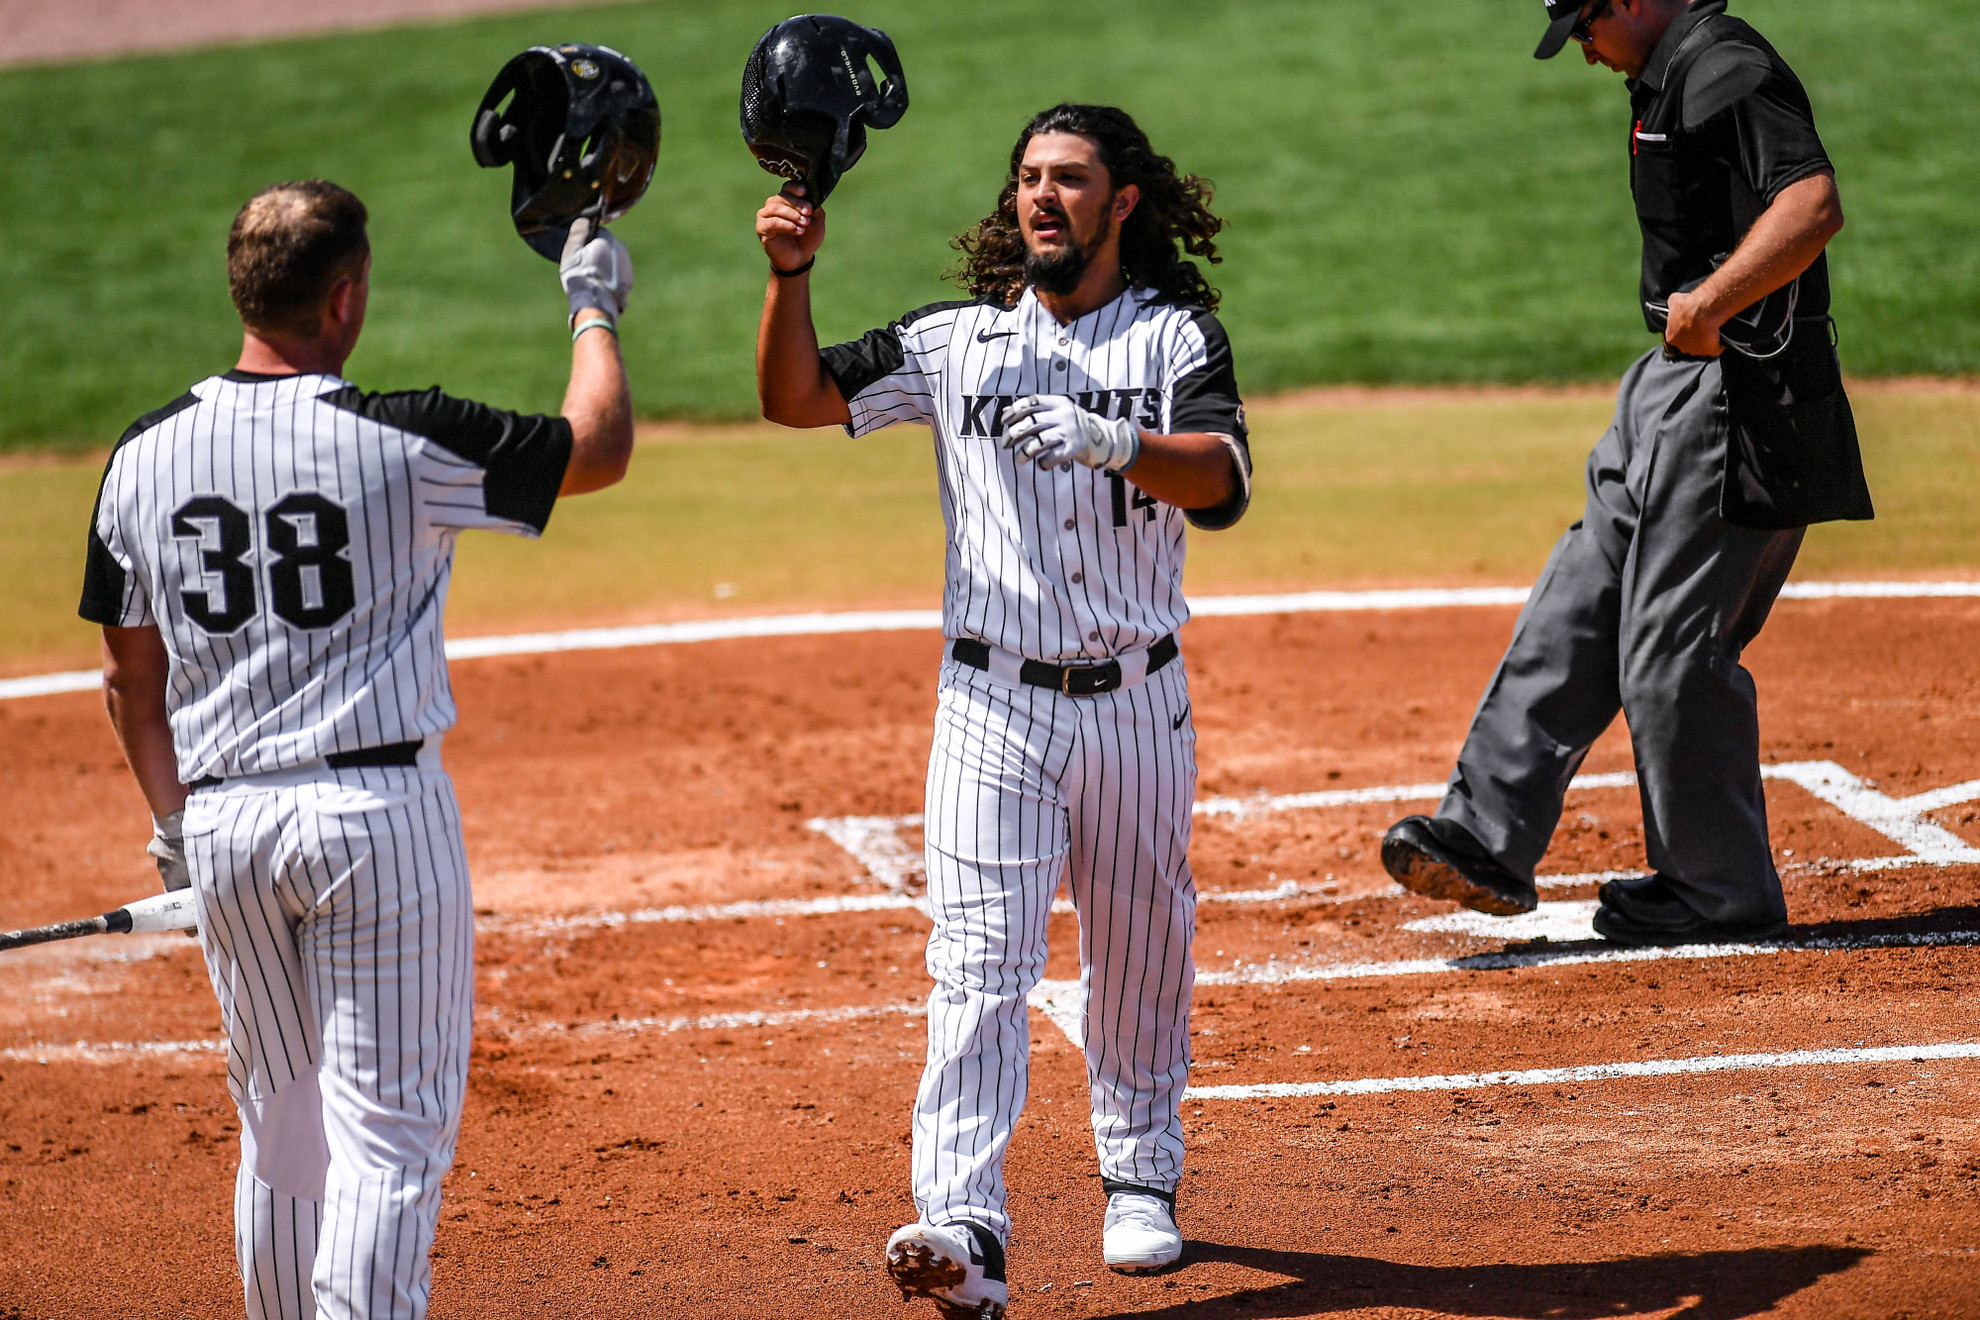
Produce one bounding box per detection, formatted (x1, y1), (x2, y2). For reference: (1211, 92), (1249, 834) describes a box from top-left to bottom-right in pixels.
(80, 370), (571, 783)
(822, 286), (1250, 664)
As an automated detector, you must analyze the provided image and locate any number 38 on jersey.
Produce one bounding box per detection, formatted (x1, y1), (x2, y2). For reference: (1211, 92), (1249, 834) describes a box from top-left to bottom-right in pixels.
(171, 492), (356, 634)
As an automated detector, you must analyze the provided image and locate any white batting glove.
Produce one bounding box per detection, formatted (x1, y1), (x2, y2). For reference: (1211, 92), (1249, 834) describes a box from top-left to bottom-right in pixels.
(1003, 395), (1141, 473)
(148, 811), (190, 893)
(559, 218), (633, 325)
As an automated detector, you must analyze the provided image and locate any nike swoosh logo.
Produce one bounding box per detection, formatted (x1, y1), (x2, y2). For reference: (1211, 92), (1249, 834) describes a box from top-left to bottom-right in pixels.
(1172, 704), (1191, 732)
(976, 329), (1016, 342)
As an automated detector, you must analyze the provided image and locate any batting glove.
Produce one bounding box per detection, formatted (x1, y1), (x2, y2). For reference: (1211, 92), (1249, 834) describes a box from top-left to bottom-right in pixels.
(1003, 394), (1141, 473)
(559, 218), (634, 325)
(148, 811), (190, 893)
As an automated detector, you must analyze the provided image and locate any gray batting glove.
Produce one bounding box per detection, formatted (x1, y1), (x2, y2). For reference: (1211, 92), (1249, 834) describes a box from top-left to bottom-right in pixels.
(1003, 394), (1141, 473)
(148, 811), (190, 893)
(559, 218), (634, 325)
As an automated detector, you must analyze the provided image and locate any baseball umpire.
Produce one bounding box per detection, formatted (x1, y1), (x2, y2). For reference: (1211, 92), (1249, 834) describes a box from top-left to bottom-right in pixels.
(755, 104), (1251, 1314)
(1382, 0), (1872, 944)
(80, 180), (634, 1317)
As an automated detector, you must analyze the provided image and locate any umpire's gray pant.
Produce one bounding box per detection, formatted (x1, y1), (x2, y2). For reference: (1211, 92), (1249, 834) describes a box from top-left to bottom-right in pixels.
(1436, 349), (1803, 924)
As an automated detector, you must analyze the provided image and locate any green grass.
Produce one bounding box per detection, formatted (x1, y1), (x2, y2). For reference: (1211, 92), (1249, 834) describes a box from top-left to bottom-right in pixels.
(0, 1), (1975, 452)
(9, 388), (1975, 676)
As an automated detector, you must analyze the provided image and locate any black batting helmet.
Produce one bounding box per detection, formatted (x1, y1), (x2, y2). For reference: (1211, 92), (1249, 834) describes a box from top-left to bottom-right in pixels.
(471, 43), (661, 260)
(740, 15), (907, 205)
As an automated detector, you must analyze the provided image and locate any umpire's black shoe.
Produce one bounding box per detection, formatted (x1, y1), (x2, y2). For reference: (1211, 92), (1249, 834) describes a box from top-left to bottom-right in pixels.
(1592, 874), (1789, 946)
(1381, 815), (1537, 916)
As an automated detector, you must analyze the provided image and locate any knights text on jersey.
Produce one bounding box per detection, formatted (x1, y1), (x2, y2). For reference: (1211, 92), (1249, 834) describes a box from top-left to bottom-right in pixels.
(78, 370), (571, 782)
(821, 287), (1251, 663)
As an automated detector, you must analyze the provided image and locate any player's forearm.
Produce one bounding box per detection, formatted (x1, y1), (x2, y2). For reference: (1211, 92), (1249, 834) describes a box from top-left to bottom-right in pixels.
(757, 276), (851, 428)
(1692, 173), (1843, 328)
(559, 319), (633, 495)
(1123, 432), (1240, 511)
(101, 627), (188, 820)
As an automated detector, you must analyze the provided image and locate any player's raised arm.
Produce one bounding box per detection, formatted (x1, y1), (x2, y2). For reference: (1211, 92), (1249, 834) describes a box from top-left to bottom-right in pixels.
(754, 184), (852, 428)
(556, 218), (636, 495)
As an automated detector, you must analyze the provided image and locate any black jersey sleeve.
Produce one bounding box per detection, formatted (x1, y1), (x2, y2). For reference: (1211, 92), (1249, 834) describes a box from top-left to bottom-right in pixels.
(1167, 309), (1252, 532)
(79, 524), (137, 626)
(820, 325), (909, 402)
(323, 385), (573, 534)
(1685, 43), (1833, 204)
(78, 391), (201, 625)
(820, 300), (986, 437)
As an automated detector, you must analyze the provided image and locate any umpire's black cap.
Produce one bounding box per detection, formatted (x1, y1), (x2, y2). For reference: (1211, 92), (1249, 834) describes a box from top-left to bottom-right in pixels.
(1534, 0), (1590, 60)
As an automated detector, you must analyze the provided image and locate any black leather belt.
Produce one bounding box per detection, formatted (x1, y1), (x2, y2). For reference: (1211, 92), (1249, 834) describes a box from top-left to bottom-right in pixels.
(951, 635), (1177, 697)
(188, 739), (424, 791)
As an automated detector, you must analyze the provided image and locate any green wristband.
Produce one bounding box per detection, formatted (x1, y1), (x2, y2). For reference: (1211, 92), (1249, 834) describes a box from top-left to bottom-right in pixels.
(572, 316), (617, 342)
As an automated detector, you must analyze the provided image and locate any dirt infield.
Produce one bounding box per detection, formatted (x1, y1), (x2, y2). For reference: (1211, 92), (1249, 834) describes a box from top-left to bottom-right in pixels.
(0, 0), (621, 67)
(4, 597), (1980, 1318)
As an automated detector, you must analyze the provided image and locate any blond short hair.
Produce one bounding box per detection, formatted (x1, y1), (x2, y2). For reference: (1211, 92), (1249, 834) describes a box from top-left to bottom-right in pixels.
(226, 181), (369, 336)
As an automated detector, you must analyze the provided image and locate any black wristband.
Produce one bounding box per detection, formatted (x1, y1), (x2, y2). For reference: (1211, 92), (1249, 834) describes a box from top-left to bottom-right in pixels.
(770, 256), (816, 278)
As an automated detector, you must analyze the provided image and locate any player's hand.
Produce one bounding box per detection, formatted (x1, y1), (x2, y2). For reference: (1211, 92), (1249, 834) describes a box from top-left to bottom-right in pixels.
(756, 182), (826, 275)
(148, 811), (190, 893)
(1662, 287), (1724, 358)
(1003, 395), (1141, 473)
(560, 219), (634, 325)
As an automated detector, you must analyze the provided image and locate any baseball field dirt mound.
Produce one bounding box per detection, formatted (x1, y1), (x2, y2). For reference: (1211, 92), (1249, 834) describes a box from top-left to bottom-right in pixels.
(3, 597), (1978, 1317)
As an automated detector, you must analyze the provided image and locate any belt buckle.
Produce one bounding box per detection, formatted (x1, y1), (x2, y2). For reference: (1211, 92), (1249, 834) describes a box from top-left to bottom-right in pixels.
(1062, 661), (1122, 697)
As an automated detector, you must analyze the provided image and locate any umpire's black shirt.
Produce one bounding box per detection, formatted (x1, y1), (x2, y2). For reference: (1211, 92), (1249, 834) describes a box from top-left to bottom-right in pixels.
(1625, 0), (1872, 529)
(1627, 0), (1833, 327)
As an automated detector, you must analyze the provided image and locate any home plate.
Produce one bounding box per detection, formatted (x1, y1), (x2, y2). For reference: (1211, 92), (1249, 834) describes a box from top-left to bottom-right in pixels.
(1403, 900), (1600, 942)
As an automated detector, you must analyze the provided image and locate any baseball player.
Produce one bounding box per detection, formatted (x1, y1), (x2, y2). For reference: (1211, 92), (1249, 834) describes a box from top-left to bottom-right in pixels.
(756, 103), (1251, 1315)
(1382, 0), (1871, 943)
(81, 180), (635, 1318)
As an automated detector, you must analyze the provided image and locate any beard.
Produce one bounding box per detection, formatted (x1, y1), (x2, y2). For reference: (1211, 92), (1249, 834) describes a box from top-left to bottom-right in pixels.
(1023, 238), (1089, 295)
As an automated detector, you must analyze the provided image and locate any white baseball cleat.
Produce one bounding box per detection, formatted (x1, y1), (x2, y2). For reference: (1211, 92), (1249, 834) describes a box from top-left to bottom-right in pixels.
(885, 1220), (1009, 1319)
(1102, 1192), (1182, 1273)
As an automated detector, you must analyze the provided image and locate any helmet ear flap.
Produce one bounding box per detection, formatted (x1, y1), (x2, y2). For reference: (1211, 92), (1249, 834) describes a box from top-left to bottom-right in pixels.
(470, 109), (509, 167)
(471, 62), (531, 168)
(861, 31), (908, 130)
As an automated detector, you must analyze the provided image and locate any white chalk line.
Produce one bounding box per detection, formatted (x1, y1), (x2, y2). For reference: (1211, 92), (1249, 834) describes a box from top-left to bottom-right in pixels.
(487, 1000), (929, 1041)
(19, 759), (1960, 955)
(470, 758), (1978, 940)
(0, 1039), (227, 1063)
(7, 579), (1975, 702)
(1184, 1041), (1980, 1101)
(804, 760), (1980, 902)
(3, 1002), (933, 1065)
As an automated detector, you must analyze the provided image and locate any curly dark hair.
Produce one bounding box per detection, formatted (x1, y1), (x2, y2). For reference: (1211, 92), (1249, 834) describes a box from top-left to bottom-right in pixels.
(950, 103), (1224, 311)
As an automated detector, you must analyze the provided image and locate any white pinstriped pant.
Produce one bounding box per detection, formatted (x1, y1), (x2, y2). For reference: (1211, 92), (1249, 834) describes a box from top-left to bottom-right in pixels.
(915, 656), (1197, 1241)
(184, 765), (474, 1320)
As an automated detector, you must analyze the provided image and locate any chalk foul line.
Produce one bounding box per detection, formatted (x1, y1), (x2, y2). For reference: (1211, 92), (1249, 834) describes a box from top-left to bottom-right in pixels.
(21, 1024), (1980, 1111)
(1184, 1041), (1980, 1101)
(7, 580), (1975, 702)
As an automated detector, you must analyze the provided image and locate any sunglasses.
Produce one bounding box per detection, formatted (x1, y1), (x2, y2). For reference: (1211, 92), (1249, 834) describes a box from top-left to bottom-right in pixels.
(1571, 0), (1614, 45)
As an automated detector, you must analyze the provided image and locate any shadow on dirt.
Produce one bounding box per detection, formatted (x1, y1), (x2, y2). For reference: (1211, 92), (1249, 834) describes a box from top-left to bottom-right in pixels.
(1095, 1242), (1870, 1319)
(1788, 903), (1980, 944)
(1484, 904), (1980, 967)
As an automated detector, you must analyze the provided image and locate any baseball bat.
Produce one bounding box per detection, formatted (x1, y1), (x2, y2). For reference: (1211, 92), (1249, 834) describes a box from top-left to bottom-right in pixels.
(0, 891), (198, 952)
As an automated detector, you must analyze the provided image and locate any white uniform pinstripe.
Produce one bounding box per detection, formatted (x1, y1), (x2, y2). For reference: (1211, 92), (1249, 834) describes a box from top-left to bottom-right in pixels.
(822, 287), (1250, 1242)
(80, 370), (570, 1319)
